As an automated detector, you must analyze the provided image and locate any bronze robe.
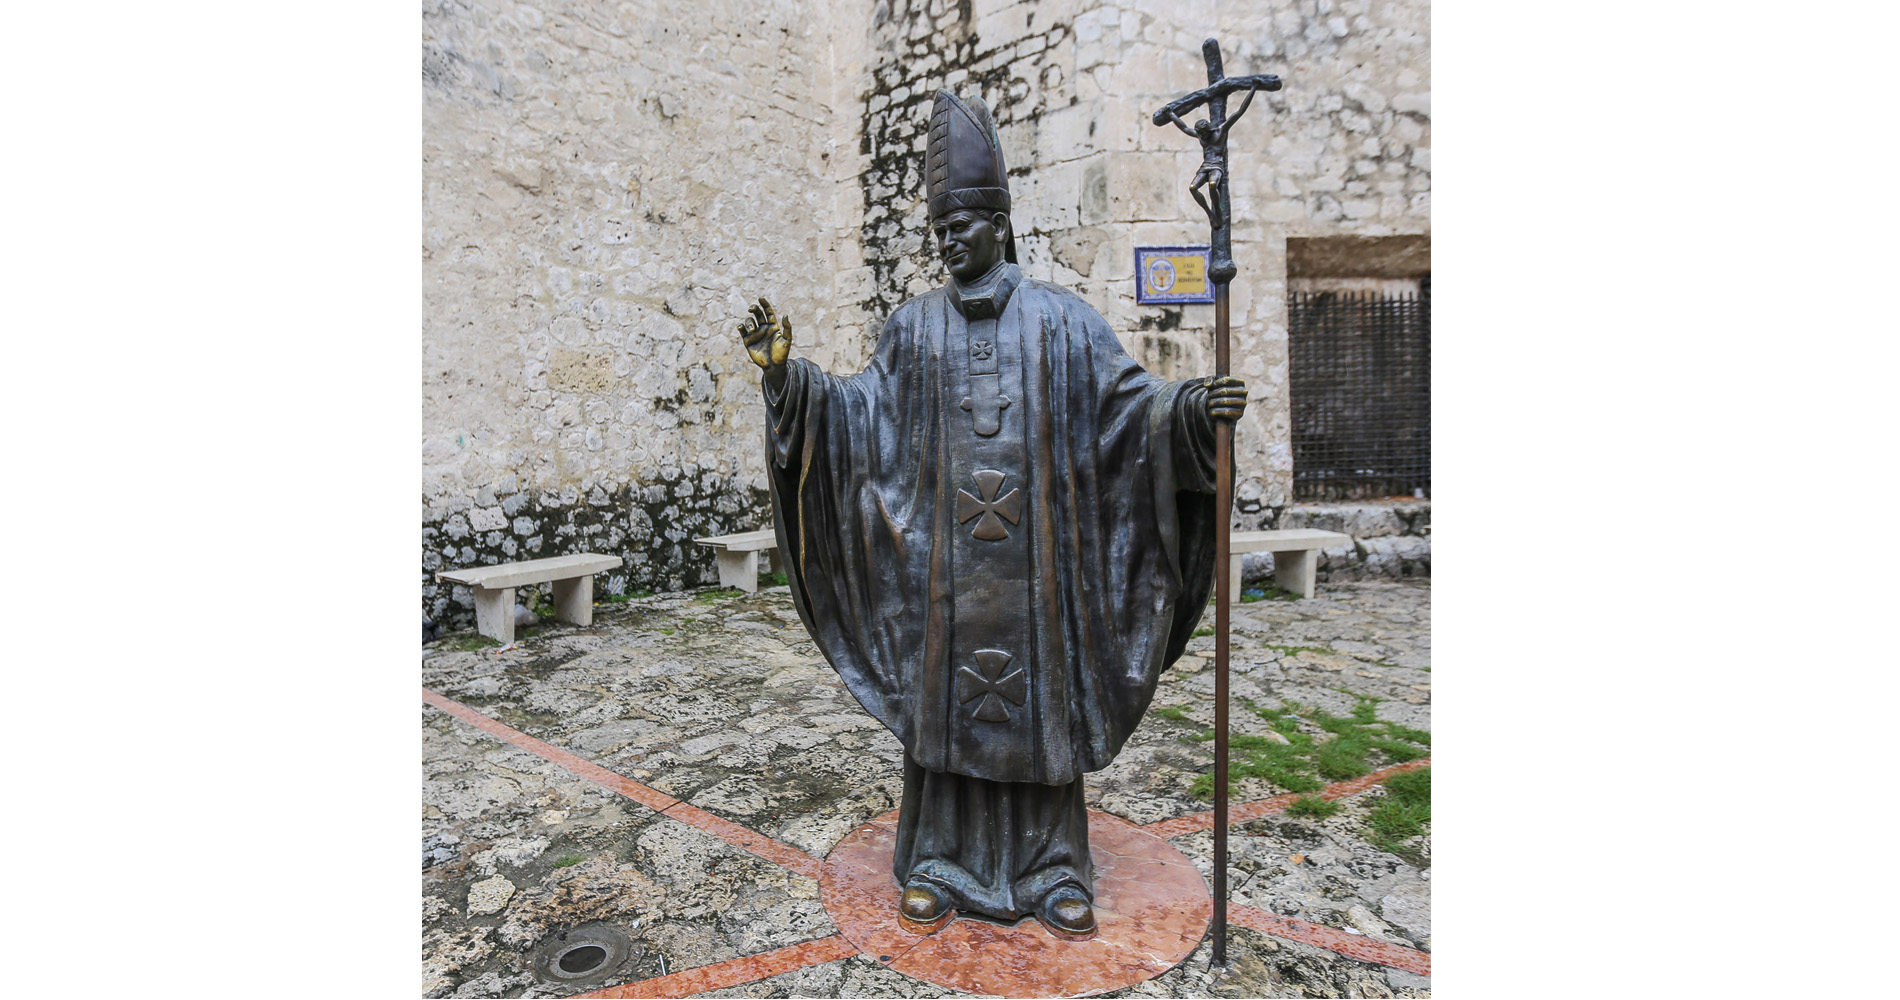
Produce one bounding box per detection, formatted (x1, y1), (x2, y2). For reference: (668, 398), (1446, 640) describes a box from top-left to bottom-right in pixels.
(763, 263), (1220, 915)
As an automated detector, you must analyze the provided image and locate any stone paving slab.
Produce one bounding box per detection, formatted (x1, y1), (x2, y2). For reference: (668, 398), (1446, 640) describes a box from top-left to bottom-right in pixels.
(422, 580), (1431, 998)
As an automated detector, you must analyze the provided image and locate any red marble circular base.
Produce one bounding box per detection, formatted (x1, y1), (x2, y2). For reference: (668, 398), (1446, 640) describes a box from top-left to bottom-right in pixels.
(819, 809), (1212, 997)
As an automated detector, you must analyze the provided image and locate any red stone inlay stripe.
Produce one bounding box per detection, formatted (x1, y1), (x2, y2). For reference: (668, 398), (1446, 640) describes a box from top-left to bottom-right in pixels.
(663, 802), (824, 881)
(572, 934), (861, 999)
(422, 688), (681, 813)
(1141, 758), (1431, 839)
(1229, 903), (1431, 976)
(421, 689), (823, 878)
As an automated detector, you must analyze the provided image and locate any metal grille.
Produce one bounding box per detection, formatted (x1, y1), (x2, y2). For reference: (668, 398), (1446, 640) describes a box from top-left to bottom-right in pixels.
(1287, 283), (1431, 500)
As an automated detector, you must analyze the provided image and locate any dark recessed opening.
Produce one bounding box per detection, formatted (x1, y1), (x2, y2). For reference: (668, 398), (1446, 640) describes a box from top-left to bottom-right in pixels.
(558, 944), (608, 975)
(534, 922), (634, 983)
(1285, 235), (1431, 501)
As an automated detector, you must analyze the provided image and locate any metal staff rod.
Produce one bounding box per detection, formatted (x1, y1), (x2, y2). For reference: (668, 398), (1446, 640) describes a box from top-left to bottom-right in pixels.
(1151, 37), (1281, 967)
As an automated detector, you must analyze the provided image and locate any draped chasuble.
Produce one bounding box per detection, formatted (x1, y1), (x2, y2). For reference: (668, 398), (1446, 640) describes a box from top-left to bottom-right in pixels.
(763, 261), (1222, 917)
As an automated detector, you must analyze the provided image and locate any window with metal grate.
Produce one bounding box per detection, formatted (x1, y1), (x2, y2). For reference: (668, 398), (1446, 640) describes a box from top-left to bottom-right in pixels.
(1287, 278), (1431, 501)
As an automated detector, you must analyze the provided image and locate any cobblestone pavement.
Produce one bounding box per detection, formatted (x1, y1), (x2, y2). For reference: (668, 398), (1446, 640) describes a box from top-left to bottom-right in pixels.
(422, 580), (1431, 998)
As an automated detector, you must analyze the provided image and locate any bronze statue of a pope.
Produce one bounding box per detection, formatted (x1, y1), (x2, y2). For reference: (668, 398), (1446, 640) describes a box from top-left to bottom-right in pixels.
(736, 90), (1246, 935)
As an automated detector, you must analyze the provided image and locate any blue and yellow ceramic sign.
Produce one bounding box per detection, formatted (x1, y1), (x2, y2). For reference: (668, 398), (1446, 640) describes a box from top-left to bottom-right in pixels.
(1134, 246), (1215, 304)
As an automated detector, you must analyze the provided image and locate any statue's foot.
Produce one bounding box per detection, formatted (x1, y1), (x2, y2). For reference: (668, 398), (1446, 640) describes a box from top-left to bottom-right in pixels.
(1036, 884), (1096, 936)
(899, 879), (951, 925)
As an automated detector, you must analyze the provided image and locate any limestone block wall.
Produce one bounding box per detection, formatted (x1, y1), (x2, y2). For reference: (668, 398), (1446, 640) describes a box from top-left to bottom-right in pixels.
(422, 0), (1429, 623)
(421, 0), (860, 621)
(1241, 499), (1431, 584)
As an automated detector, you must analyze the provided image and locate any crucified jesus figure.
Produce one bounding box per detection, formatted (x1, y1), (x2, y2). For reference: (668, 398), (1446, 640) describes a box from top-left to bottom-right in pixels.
(1158, 81), (1264, 225)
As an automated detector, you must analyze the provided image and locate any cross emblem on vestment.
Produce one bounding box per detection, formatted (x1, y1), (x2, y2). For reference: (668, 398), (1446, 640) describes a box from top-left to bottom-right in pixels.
(956, 649), (1027, 722)
(956, 469), (1022, 541)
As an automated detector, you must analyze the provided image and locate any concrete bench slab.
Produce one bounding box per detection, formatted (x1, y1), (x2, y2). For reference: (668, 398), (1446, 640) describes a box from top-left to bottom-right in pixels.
(694, 530), (780, 593)
(1223, 529), (1353, 603)
(438, 553), (621, 643)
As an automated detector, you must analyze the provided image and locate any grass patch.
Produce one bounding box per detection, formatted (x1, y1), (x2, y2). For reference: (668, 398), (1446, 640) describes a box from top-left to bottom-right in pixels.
(1285, 795), (1341, 819)
(552, 854), (584, 868)
(1187, 730), (1326, 798)
(1314, 735), (1373, 780)
(1367, 738), (1428, 762)
(1182, 696), (1430, 800)
(1367, 767), (1430, 854)
(444, 634), (500, 652)
(758, 571), (788, 588)
(1153, 704), (1195, 723)
(1191, 626), (1215, 638)
(1382, 721), (1432, 746)
(693, 589), (732, 604)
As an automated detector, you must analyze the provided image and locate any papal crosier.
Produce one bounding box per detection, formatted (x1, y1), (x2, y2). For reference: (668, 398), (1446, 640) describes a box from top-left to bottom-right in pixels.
(736, 89), (1248, 936)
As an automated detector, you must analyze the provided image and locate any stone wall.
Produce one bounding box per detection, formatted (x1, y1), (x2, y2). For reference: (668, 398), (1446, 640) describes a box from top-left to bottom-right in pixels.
(421, 0), (861, 620)
(422, 0), (1430, 624)
(1242, 499), (1431, 584)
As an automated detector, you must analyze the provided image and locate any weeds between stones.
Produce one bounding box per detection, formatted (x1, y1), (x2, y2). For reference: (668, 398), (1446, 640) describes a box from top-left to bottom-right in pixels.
(1186, 696), (1429, 797)
(1183, 697), (1431, 855)
(1285, 795), (1341, 819)
(444, 634), (501, 652)
(1153, 704), (1195, 723)
(1192, 626), (1215, 637)
(758, 571), (789, 588)
(1264, 643), (1336, 657)
(552, 854), (583, 868)
(1367, 767), (1431, 855)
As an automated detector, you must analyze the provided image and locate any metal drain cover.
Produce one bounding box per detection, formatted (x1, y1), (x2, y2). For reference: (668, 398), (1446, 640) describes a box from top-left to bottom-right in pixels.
(532, 922), (637, 984)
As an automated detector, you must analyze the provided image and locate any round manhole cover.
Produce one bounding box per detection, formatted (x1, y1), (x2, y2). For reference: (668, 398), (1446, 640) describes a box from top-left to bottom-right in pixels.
(532, 922), (637, 984)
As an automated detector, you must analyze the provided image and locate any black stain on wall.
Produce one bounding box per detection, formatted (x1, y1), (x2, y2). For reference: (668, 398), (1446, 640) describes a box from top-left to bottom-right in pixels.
(856, 1), (1072, 353)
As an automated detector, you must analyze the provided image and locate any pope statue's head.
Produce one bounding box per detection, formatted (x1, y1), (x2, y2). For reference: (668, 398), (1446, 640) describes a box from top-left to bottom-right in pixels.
(925, 90), (1017, 282)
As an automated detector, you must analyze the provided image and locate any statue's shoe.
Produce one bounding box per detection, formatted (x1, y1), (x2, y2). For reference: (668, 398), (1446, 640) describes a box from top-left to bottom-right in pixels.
(1036, 884), (1096, 936)
(900, 880), (951, 923)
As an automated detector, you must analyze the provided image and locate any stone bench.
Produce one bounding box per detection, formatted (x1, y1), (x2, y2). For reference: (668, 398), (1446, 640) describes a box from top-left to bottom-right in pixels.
(693, 529), (781, 593)
(437, 553), (621, 643)
(1223, 529), (1354, 603)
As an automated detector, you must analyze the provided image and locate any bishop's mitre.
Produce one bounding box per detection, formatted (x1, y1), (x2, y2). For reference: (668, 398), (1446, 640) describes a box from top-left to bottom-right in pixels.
(925, 90), (1018, 264)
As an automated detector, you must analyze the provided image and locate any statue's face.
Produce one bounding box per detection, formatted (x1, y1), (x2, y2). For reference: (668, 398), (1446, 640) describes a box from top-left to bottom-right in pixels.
(932, 209), (1009, 281)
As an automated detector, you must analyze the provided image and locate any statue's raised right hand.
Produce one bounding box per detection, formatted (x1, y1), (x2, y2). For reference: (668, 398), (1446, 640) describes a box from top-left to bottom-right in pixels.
(739, 297), (792, 372)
